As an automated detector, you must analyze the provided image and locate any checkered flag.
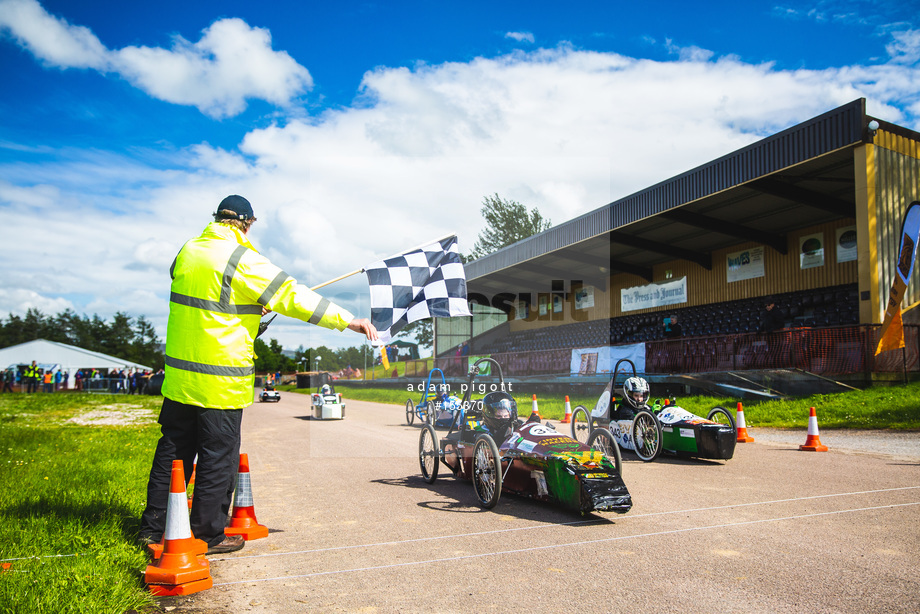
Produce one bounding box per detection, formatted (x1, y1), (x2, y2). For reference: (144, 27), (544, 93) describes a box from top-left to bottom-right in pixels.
(365, 235), (471, 344)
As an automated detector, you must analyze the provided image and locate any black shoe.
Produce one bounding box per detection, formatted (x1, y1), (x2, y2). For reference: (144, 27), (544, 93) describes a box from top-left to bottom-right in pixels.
(206, 535), (245, 555)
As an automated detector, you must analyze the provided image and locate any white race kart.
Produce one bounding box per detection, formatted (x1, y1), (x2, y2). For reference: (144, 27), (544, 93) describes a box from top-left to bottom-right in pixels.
(312, 384), (345, 420)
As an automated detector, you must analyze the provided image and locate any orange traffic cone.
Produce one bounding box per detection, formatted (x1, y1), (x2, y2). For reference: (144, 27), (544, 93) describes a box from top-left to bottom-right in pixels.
(736, 402), (754, 443)
(560, 396), (572, 423)
(799, 407), (829, 452)
(224, 453), (269, 540)
(150, 460), (206, 559)
(144, 460), (212, 596)
(530, 394), (542, 420)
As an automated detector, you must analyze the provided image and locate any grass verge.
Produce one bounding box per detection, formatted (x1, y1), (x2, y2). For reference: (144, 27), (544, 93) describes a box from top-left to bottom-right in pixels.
(0, 393), (162, 614)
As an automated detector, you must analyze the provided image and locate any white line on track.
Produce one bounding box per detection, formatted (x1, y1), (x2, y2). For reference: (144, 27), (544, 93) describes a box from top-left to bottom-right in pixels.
(214, 500), (920, 586)
(211, 485), (920, 562)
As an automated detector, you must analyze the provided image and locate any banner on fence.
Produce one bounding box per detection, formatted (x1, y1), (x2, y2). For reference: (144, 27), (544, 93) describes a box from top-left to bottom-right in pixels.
(570, 343), (645, 375)
(620, 277), (686, 312)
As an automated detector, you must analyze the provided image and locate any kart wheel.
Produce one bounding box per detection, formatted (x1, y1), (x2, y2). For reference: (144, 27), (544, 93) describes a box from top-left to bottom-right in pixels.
(707, 406), (736, 431)
(587, 427), (623, 476)
(423, 402), (433, 426)
(631, 409), (662, 462)
(571, 405), (592, 445)
(406, 399), (415, 426)
(419, 424), (439, 483)
(472, 434), (502, 509)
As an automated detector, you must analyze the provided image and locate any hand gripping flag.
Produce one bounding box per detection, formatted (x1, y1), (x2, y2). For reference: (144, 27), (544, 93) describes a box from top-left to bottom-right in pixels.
(365, 235), (471, 344)
(877, 201), (920, 355)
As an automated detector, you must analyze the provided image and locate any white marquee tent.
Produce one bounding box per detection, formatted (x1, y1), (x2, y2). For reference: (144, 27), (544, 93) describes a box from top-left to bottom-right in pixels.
(0, 339), (153, 388)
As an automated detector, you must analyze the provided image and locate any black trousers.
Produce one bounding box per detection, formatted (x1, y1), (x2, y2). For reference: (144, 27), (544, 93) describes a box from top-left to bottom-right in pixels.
(139, 397), (243, 546)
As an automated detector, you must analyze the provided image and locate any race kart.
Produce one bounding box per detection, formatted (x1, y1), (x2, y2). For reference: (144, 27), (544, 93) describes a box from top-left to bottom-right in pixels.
(418, 358), (631, 514)
(259, 385), (281, 403)
(311, 384), (345, 420)
(571, 359), (736, 462)
(405, 367), (463, 428)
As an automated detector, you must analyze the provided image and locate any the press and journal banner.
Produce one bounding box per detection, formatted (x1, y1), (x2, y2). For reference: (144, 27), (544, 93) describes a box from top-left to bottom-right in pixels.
(570, 344), (646, 375)
(620, 277), (687, 312)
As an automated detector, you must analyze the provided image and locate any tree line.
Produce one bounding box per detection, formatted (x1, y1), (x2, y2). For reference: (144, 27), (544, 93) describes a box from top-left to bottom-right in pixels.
(0, 308), (376, 375)
(0, 308), (164, 370)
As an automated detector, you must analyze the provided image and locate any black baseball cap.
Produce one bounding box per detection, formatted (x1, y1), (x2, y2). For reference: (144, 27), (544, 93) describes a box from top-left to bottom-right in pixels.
(216, 195), (254, 221)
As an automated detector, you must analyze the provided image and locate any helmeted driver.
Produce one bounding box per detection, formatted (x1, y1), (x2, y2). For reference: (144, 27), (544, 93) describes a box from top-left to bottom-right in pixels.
(615, 376), (650, 419)
(482, 391), (519, 442)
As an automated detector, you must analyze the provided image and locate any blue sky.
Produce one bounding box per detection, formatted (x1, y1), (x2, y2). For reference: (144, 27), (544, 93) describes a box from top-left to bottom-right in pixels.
(1, 0), (918, 353)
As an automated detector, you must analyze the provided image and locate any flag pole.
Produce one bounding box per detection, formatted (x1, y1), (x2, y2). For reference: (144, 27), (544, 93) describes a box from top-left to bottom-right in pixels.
(309, 269), (363, 291)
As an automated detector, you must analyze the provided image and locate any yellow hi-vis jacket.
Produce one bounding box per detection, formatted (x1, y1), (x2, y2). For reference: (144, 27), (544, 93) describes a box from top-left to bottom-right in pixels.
(163, 222), (354, 409)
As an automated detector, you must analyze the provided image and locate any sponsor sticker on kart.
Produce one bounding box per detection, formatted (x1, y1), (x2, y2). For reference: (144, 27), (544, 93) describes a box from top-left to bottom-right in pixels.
(657, 407), (697, 424)
(680, 428), (695, 438)
(516, 439), (537, 453)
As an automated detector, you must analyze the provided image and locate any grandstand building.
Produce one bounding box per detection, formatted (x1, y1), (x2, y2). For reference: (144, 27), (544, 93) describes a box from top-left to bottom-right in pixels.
(440, 99), (920, 394)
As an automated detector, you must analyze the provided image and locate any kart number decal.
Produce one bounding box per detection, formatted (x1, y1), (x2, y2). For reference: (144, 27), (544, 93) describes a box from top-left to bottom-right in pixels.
(679, 428), (694, 438)
(524, 423), (558, 438)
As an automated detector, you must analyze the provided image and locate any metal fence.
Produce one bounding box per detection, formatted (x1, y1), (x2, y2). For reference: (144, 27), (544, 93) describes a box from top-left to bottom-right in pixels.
(646, 324), (916, 376)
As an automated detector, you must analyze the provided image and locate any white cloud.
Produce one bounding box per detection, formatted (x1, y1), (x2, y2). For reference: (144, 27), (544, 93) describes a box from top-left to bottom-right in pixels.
(0, 0), (312, 117)
(113, 18), (312, 118)
(0, 0), (108, 69)
(887, 29), (920, 64)
(3, 32), (920, 350)
(0, 288), (74, 317)
(505, 31), (535, 44)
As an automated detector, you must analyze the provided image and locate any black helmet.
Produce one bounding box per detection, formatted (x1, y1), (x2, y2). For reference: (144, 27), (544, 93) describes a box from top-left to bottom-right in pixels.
(482, 391), (517, 439)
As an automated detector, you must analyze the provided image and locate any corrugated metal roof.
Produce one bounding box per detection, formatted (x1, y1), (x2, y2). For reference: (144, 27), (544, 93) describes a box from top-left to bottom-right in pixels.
(466, 98), (867, 281)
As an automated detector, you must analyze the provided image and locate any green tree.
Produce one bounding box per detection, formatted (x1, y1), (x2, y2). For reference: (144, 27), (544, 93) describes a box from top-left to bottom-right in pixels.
(132, 315), (163, 369)
(469, 193), (552, 260)
(397, 320), (432, 350)
(104, 312), (135, 360)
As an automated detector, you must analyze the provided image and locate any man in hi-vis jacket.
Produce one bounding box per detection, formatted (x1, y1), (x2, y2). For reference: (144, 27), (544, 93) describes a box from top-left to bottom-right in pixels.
(139, 195), (377, 554)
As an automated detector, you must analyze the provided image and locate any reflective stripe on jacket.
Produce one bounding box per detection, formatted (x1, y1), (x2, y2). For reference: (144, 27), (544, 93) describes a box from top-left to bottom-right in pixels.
(163, 222), (354, 409)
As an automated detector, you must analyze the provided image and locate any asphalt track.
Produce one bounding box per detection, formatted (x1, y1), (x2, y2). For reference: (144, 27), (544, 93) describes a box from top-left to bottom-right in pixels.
(160, 392), (920, 613)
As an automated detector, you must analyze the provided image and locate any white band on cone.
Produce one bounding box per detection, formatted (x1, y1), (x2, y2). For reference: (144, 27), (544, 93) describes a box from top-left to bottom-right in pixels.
(164, 491), (192, 540)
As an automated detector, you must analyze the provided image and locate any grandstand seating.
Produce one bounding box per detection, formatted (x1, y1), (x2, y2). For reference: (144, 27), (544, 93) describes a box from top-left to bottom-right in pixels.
(478, 283), (860, 357)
